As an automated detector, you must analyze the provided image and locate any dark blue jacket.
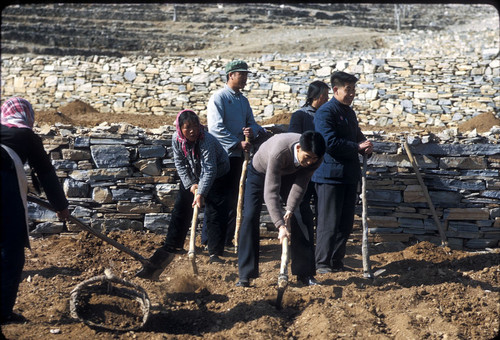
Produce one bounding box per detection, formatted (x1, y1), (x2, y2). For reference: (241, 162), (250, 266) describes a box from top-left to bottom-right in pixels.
(288, 105), (316, 133)
(312, 97), (366, 184)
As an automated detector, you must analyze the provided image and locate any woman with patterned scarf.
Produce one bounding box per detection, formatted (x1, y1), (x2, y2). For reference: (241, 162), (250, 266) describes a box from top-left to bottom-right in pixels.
(1, 97), (69, 324)
(136, 109), (230, 280)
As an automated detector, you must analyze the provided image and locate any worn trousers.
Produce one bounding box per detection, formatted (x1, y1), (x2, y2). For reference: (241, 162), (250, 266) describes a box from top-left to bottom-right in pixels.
(163, 175), (228, 257)
(1, 169), (27, 319)
(238, 163), (316, 280)
(315, 182), (358, 269)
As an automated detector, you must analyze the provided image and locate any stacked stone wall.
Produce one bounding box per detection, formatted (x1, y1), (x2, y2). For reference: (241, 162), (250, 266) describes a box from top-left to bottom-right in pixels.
(25, 123), (500, 250)
(1, 47), (499, 129)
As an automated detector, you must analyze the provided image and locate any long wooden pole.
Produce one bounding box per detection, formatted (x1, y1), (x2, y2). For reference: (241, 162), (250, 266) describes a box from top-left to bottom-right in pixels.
(361, 154), (374, 279)
(27, 194), (149, 265)
(234, 136), (250, 253)
(189, 189), (199, 275)
(404, 141), (448, 246)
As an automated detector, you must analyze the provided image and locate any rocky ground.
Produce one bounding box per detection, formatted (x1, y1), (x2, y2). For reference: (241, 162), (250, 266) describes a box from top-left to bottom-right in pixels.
(1, 3), (500, 340)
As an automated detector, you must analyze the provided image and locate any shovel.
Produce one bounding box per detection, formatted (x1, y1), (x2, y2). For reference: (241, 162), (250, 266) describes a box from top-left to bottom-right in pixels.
(188, 190), (199, 275)
(27, 194), (173, 281)
(275, 233), (290, 310)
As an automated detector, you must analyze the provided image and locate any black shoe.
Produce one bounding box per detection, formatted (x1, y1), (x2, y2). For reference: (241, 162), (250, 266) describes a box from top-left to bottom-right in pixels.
(331, 261), (344, 271)
(317, 267), (333, 274)
(235, 279), (249, 287)
(1, 312), (27, 325)
(332, 264), (355, 272)
(297, 275), (321, 286)
(135, 248), (174, 281)
(209, 254), (224, 264)
(164, 246), (186, 254)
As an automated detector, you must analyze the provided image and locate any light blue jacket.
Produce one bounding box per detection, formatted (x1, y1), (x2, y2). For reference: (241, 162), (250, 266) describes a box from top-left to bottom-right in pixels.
(207, 85), (264, 158)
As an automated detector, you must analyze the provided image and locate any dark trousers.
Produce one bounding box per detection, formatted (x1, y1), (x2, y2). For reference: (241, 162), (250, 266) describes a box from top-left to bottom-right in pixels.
(315, 182), (357, 270)
(224, 156), (244, 246)
(1, 169), (27, 319)
(290, 181), (317, 276)
(163, 175), (228, 256)
(201, 156), (242, 247)
(238, 164), (316, 280)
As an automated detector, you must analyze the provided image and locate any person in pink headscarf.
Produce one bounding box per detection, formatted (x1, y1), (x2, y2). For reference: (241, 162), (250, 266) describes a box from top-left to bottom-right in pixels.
(1, 97), (69, 324)
(136, 109), (230, 280)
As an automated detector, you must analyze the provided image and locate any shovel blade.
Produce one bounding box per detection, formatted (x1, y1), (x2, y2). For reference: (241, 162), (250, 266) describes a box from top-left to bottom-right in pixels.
(275, 287), (285, 310)
(136, 249), (174, 281)
(189, 252), (199, 275)
(275, 274), (288, 310)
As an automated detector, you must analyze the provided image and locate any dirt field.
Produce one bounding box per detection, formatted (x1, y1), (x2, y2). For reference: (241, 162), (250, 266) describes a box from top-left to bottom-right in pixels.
(1, 229), (499, 340)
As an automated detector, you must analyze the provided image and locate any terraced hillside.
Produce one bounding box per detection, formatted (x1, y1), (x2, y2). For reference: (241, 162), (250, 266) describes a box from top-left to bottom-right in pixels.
(1, 3), (494, 57)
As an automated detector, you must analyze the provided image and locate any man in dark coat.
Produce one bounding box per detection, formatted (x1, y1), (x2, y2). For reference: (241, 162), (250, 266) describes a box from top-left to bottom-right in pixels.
(312, 72), (373, 273)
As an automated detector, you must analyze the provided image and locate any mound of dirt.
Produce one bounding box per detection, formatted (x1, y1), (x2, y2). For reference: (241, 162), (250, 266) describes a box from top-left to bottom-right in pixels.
(34, 100), (499, 136)
(35, 100), (177, 129)
(458, 111), (500, 133)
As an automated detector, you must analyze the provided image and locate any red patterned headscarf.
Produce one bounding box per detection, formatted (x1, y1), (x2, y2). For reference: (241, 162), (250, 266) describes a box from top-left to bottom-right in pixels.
(1, 97), (35, 129)
(175, 109), (205, 157)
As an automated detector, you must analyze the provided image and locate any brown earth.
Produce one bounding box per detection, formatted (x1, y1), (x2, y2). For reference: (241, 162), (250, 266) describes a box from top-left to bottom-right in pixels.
(1, 229), (499, 339)
(35, 100), (179, 129)
(35, 99), (500, 134)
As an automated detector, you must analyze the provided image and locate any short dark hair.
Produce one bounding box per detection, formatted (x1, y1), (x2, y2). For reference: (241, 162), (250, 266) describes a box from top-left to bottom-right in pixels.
(178, 110), (200, 127)
(330, 71), (358, 88)
(299, 130), (326, 158)
(304, 80), (330, 107)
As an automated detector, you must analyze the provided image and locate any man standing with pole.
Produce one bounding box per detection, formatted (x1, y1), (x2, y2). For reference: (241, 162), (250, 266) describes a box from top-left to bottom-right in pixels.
(313, 71), (373, 274)
(207, 60), (265, 251)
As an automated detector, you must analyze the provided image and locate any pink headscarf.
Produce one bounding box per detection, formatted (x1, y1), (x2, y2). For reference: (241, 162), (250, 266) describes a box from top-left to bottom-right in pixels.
(175, 109), (205, 157)
(1, 97), (35, 129)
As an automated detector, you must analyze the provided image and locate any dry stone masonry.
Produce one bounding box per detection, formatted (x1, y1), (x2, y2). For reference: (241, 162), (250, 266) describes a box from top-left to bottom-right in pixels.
(22, 120), (500, 250)
(1, 7), (499, 129)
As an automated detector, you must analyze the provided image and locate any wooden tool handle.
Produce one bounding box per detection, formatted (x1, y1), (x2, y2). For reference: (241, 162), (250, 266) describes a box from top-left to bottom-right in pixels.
(189, 189), (199, 275)
(27, 194), (148, 264)
(361, 154), (373, 278)
(234, 136), (251, 253)
(404, 142), (448, 246)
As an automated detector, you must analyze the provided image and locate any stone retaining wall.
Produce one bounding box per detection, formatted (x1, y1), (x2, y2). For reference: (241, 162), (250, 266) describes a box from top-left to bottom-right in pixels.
(26, 124), (499, 250)
(1, 45), (499, 130)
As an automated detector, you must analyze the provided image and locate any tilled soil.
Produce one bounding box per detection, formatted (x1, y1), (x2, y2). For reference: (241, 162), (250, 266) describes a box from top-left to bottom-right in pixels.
(1, 229), (499, 339)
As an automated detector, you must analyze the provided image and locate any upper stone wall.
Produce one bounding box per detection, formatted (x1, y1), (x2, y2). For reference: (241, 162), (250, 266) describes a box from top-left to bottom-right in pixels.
(1, 47), (498, 131)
